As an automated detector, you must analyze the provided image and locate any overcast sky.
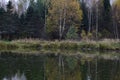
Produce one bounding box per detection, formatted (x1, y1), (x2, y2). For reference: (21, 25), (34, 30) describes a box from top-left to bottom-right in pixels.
(110, 0), (115, 5)
(3, 0), (117, 6)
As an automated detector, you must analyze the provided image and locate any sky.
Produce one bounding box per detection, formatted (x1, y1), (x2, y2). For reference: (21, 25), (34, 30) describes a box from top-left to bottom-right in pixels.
(1, 0), (118, 9)
(0, 0), (118, 17)
(80, 0), (117, 7)
(4, 0), (117, 5)
(110, 0), (115, 5)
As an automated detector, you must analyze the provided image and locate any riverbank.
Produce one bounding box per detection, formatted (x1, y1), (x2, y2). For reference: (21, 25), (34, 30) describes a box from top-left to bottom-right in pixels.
(0, 39), (120, 52)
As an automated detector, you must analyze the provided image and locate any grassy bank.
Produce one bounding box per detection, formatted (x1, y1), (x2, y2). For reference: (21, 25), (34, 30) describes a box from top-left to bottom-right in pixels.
(0, 39), (120, 52)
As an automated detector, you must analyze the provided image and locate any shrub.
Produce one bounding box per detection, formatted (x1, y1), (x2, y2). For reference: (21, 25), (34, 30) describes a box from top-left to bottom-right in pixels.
(99, 43), (116, 50)
(81, 30), (87, 40)
(59, 42), (78, 50)
(0, 42), (7, 50)
(22, 43), (41, 50)
(78, 42), (99, 50)
(66, 26), (79, 40)
(42, 42), (59, 50)
(6, 43), (19, 50)
(0, 42), (19, 50)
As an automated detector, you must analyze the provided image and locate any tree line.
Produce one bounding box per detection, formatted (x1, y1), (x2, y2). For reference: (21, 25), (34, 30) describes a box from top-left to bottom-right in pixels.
(0, 0), (120, 40)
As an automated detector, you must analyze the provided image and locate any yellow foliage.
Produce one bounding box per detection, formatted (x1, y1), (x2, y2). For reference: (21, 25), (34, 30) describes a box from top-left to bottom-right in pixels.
(46, 0), (83, 33)
(115, 0), (120, 8)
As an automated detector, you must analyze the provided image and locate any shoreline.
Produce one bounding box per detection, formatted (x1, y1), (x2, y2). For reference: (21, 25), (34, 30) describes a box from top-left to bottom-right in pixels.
(0, 51), (120, 60)
(0, 39), (120, 52)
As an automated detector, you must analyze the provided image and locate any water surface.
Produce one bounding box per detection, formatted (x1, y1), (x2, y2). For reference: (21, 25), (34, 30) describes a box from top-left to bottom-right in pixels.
(0, 52), (120, 80)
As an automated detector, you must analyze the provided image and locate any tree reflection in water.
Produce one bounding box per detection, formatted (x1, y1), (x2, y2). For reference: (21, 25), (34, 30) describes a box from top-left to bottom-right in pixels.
(0, 52), (120, 80)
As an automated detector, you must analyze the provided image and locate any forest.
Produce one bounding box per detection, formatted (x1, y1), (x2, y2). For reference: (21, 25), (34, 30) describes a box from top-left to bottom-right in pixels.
(0, 0), (120, 40)
(0, 1), (120, 80)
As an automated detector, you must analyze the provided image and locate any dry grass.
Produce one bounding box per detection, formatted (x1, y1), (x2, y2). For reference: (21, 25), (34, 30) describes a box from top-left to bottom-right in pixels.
(0, 39), (119, 52)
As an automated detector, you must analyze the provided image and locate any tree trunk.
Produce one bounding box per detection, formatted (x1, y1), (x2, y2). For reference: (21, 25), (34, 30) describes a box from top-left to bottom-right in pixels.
(96, 2), (99, 40)
(62, 0), (66, 39)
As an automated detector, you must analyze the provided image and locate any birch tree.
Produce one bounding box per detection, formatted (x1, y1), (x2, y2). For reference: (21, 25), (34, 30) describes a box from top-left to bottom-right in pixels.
(111, 0), (120, 39)
(47, 0), (83, 39)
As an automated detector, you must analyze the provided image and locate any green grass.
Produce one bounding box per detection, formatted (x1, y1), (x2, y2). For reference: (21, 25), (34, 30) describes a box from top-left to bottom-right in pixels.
(0, 41), (19, 50)
(0, 39), (120, 52)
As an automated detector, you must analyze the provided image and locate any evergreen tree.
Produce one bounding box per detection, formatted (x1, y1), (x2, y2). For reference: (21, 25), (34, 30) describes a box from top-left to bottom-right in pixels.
(66, 26), (78, 40)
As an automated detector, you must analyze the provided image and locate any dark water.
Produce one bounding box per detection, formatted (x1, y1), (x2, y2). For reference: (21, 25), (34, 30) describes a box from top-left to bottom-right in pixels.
(0, 52), (120, 80)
